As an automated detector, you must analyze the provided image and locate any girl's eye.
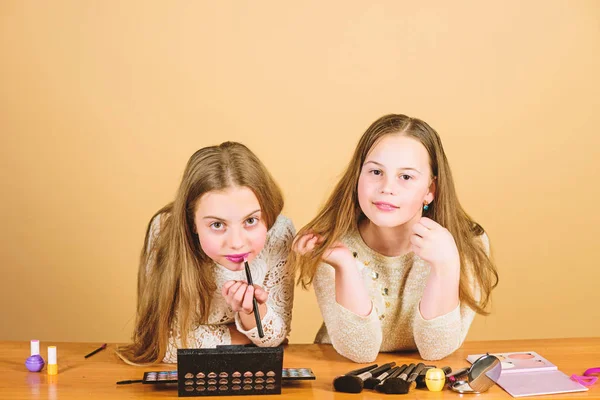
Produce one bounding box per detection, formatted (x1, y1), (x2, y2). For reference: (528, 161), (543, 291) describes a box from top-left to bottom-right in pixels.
(210, 221), (224, 230)
(246, 217), (259, 226)
(370, 169), (382, 176)
(400, 174), (413, 181)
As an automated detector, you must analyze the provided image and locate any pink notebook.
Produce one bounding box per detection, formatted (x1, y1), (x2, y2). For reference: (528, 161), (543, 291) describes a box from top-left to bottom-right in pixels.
(467, 351), (588, 397)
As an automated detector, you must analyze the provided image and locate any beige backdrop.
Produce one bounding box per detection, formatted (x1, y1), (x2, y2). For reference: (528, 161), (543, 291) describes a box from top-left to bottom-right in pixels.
(1, 1), (599, 346)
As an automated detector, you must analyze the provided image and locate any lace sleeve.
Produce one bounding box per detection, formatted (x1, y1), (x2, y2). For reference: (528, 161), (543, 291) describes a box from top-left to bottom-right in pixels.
(162, 322), (232, 363)
(234, 216), (296, 346)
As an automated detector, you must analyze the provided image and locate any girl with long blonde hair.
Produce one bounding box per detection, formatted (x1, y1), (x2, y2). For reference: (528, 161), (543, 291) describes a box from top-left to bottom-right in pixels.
(117, 142), (295, 364)
(292, 114), (498, 362)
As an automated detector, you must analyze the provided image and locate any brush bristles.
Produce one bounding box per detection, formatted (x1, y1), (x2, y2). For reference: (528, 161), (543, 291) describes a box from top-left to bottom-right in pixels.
(376, 378), (410, 394)
(363, 377), (380, 390)
(333, 375), (364, 393)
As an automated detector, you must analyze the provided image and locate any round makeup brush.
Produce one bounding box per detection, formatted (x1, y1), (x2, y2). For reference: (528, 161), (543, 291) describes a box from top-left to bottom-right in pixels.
(333, 363), (395, 393)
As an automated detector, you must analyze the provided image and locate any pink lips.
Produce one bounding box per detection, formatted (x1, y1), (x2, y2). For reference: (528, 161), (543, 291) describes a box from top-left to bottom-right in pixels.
(373, 201), (398, 211)
(225, 253), (250, 263)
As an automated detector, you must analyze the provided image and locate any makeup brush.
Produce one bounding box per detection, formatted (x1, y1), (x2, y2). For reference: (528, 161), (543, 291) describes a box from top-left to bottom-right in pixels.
(333, 363), (394, 393)
(332, 364), (378, 393)
(364, 363), (400, 389)
(407, 363), (427, 388)
(377, 363), (416, 394)
(375, 364), (408, 393)
(244, 259), (264, 338)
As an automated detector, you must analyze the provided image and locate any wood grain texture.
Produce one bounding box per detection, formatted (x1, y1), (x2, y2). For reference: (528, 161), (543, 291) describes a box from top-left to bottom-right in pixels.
(1, 338), (598, 399)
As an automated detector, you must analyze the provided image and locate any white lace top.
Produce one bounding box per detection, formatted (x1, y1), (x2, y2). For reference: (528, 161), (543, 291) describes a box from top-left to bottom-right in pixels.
(146, 214), (296, 363)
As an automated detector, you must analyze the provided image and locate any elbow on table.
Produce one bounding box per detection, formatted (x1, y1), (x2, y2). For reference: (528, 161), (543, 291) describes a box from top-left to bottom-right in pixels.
(418, 341), (461, 361)
(332, 335), (382, 363)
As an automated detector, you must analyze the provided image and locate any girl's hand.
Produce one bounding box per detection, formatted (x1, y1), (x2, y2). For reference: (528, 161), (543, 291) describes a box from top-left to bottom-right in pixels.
(221, 280), (268, 315)
(410, 217), (460, 273)
(293, 233), (355, 270)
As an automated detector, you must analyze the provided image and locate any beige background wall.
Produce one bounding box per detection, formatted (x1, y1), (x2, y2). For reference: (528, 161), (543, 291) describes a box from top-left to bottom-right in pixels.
(1, 1), (599, 345)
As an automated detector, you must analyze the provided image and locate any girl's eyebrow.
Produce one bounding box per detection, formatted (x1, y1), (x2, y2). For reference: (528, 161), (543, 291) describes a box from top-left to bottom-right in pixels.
(363, 160), (422, 174)
(202, 209), (261, 221)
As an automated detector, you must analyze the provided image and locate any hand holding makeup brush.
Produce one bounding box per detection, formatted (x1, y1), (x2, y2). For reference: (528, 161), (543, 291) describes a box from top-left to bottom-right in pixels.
(221, 280), (268, 316)
(293, 233), (355, 270)
(410, 217), (460, 272)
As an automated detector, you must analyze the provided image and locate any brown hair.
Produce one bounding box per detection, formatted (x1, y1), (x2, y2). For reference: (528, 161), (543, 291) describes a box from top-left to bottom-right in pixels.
(117, 142), (284, 364)
(292, 114), (498, 315)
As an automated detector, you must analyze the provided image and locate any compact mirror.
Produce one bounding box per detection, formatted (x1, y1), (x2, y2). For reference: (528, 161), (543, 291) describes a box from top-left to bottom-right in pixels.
(451, 354), (501, 394)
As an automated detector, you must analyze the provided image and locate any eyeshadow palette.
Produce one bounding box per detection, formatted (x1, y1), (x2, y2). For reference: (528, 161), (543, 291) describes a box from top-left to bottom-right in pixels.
(467, 351), (588, 397)
(176, 346), (284, 396)
(143, 370), (178, 383)
(141, 368), (316, 385)
(282, 368), (316, 380)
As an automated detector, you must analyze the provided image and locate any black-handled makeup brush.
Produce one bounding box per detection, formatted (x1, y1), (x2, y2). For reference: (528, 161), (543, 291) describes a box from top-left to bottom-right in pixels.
(407, 363), (427, 388)
(377, 363), (416, 394)
(370, 364), (404, 390)
(364, 362), (401, 389)
(375, 364), (408, 393)
(334, 362), (395, 393)
(345, 364), (378, 376)
(332, 363), (378, 392)
(244, 259), (264, 338)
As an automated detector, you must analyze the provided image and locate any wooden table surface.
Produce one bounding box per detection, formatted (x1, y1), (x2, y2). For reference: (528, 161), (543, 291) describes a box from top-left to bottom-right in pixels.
(1, 338), (599, 399)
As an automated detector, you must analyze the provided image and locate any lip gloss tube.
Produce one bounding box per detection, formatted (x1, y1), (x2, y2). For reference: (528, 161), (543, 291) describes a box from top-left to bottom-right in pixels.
(47, 346), (57, 375)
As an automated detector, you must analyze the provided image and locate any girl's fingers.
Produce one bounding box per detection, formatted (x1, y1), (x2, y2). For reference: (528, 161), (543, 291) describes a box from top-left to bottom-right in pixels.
(253, 285), (269, 303)
(294, 234), (314, 253)
(232, 282), (248, 306)
(227, 281), (243, 301)
(221, 280), (237, 298)
(419, 217), (440, 230)
(410, 234), (425, 248)
(226, 281), (242, 297)
(306, 235), (319, 251)
(241, 285), (254, 313)
(412, 222), (429, 238)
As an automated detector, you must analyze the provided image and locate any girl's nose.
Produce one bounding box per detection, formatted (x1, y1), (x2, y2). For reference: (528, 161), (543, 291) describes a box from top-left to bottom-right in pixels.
(228, 227), (245, 250)
(380, 175), (396, 195)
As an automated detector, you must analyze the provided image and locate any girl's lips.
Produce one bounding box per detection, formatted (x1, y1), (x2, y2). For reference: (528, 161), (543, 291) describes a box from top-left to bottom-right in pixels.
(373, 202), (398, 211)
(225, 253), (249, 263)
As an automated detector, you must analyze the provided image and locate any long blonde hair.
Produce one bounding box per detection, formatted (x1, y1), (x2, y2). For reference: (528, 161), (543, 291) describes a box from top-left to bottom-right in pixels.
(117, 142), (284, 364)
(292, 114), (498, 315)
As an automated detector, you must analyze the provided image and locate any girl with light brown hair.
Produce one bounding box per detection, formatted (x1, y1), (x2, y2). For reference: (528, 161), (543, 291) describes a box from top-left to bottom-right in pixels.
(117, 142), (295, 364)
(292, 114), (498, 362)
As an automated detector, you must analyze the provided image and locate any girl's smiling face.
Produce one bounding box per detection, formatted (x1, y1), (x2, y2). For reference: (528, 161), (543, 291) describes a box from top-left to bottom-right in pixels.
(194, 186), (267, 271)
(357, 134), (435, 228)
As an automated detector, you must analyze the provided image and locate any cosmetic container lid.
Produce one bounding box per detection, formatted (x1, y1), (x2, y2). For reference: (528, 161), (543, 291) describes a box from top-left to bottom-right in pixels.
(48, 346), (57, 364)
(30, 340), (40, 356)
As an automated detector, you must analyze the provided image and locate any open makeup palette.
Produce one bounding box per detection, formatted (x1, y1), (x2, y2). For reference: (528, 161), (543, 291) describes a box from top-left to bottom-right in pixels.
(467, 351), (588, 397)
(140, 346), (315, 397)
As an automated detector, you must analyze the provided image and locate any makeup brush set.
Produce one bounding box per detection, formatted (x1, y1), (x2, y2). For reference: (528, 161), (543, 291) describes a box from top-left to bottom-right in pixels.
(333, 354), (502, 395)
(334, 362), (432, 394)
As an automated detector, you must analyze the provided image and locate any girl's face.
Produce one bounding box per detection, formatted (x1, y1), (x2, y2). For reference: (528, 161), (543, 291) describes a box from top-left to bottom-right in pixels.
(194, 186), (268, 271)
(357, 134), (435, 228)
